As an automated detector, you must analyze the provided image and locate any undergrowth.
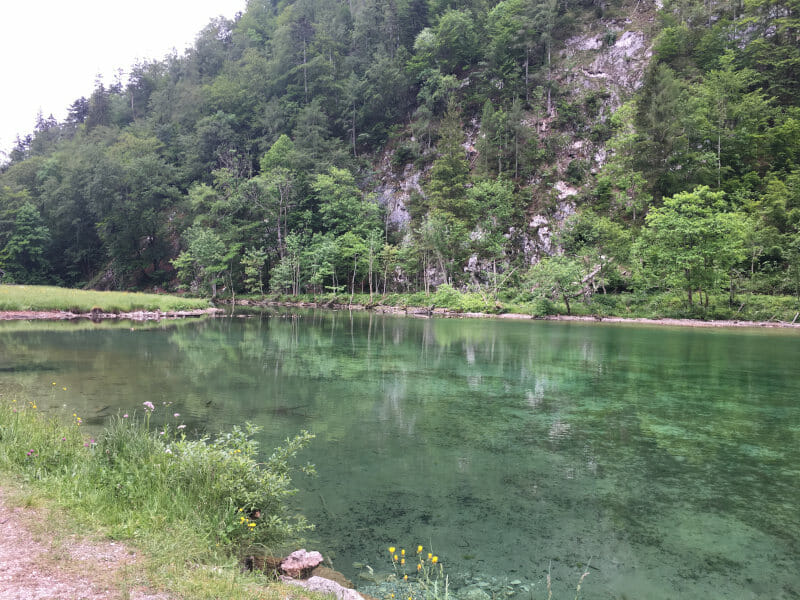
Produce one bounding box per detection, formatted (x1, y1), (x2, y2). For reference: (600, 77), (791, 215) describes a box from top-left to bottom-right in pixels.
(242, 289), (800, 323)
(0, 393), (315, 599)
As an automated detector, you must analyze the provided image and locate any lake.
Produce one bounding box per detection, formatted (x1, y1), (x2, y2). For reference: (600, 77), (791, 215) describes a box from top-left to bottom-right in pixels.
(1, 311), (798, 599)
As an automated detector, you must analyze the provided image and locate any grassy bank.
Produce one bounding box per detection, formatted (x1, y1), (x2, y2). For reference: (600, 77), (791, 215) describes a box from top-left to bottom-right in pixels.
(248, 289), (800, 324)
(0, 394), (316, 599)
(0, 284), (210, 313)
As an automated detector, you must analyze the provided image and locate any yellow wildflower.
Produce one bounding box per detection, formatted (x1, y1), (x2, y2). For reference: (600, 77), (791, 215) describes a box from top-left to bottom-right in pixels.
(403, 575), (408, 581)
(389, 546), (396, 554)
(393, 554), (398, 562)
(417, 564), (422, 571)
(427, 553), (432, 560)
(248, 522), (256, 528)
(62, 387), (67, 391)
(432, 556), (438, 564)
(400, 558), (405, 565)
(417, 545), (423, 554)
(401, 549), (405, 556)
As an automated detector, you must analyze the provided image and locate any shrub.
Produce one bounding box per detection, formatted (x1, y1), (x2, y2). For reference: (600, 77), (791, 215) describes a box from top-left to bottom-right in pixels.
(0, 398), (314, 556)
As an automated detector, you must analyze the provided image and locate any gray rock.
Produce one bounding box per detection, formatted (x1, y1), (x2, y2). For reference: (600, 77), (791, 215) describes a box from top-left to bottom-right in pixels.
(281, 576), (365, 600)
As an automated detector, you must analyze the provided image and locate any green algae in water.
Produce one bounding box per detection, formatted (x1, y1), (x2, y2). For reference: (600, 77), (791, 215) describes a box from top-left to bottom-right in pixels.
(1, 312), (798, 599)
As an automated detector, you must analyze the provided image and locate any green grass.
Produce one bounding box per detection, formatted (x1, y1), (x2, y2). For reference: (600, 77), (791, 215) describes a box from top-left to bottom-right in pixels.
(0, 393), (317, 599)
(0, 284), (210, 313)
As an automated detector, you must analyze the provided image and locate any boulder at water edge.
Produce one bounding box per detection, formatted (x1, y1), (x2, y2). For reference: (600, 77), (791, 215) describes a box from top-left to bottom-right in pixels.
(281, 575), (364, 600)
(280, 549), (324, 578)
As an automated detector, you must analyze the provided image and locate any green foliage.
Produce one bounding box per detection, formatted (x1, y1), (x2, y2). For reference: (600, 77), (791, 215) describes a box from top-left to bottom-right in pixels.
(523, 255), (587, 315)
(0, 398), (314, 556)
(426, 101), (470, 218)
(0, 202), (51, 283)
(242, 247), (269, 296)
(634, 186), (749, 305)
(173, 226), (228, 297)
(0, 0), (798, 313)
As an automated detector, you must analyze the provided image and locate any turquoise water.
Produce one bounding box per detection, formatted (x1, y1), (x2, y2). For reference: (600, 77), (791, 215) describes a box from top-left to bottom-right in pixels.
(1, 312), (798, 599)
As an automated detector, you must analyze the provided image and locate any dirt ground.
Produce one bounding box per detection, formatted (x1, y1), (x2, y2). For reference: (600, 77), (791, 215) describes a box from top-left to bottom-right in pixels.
(0, 488), (170, 600)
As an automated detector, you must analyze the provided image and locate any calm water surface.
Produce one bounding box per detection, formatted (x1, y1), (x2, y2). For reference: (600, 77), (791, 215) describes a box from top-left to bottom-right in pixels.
(1, 312), (798, 599)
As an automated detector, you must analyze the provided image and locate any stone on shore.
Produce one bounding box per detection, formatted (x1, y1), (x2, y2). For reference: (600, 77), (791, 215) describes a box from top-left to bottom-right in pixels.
(280, 549), (324, 578)
(312, 565), (354, 588)
(281, 575), (364, 600)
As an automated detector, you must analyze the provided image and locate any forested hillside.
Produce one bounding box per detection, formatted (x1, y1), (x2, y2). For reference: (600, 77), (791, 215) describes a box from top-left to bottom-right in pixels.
(1, 0), (798, 315)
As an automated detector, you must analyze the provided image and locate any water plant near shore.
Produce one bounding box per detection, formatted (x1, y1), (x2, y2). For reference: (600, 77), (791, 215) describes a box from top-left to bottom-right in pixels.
(387, 545), (449, 600)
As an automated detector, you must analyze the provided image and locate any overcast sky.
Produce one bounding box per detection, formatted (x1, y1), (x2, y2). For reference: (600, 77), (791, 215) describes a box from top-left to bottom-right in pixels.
(0, 0), (245, 158)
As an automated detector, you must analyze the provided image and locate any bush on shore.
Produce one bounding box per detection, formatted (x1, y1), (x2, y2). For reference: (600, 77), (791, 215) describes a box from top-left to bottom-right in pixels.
(241, 289), (800, 323)
(0, 396), (314, 560)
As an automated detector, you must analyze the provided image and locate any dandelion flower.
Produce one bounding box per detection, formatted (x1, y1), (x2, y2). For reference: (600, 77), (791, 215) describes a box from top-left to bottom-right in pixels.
(401, 549), (405, 556)
(62, 387), (67, 391)
(417, 545), (423, 554)
(389, 547), (396, 554)
(52, 382), (56, 386)
(432, 556), (438, 564)
(401, 558), (405, 565)
(427, 553), (432, 560)
(248, 522), (256, 528)
(403, 575), (408, 581)
(393, 554), (398, 562)
(417, 564), (422, 571)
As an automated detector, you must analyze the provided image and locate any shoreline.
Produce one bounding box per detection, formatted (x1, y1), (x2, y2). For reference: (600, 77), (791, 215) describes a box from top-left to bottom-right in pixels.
(0, 307), (222, 321)
(234, 299), (800, 330)
(1, 302), (798, 330)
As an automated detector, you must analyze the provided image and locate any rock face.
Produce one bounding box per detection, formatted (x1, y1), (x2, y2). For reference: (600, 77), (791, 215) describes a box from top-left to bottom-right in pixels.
(281, 575), (365, 600)
(280, 549), (324, 578)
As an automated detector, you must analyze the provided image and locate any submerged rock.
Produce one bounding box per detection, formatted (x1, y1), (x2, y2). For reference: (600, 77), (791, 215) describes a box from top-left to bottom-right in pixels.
(312, 565), (354, 588)
(460, 586), (492, 600)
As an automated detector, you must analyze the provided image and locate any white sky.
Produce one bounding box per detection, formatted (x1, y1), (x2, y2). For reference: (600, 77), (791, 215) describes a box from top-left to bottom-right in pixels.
(0, 0), (246, 158)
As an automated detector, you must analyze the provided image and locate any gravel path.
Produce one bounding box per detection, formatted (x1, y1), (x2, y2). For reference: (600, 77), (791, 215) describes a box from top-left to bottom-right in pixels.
(0, 490), (170, 600)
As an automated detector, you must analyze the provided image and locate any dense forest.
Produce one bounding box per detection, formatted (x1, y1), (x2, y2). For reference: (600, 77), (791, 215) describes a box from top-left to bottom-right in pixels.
(1, 0), (798, 315)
